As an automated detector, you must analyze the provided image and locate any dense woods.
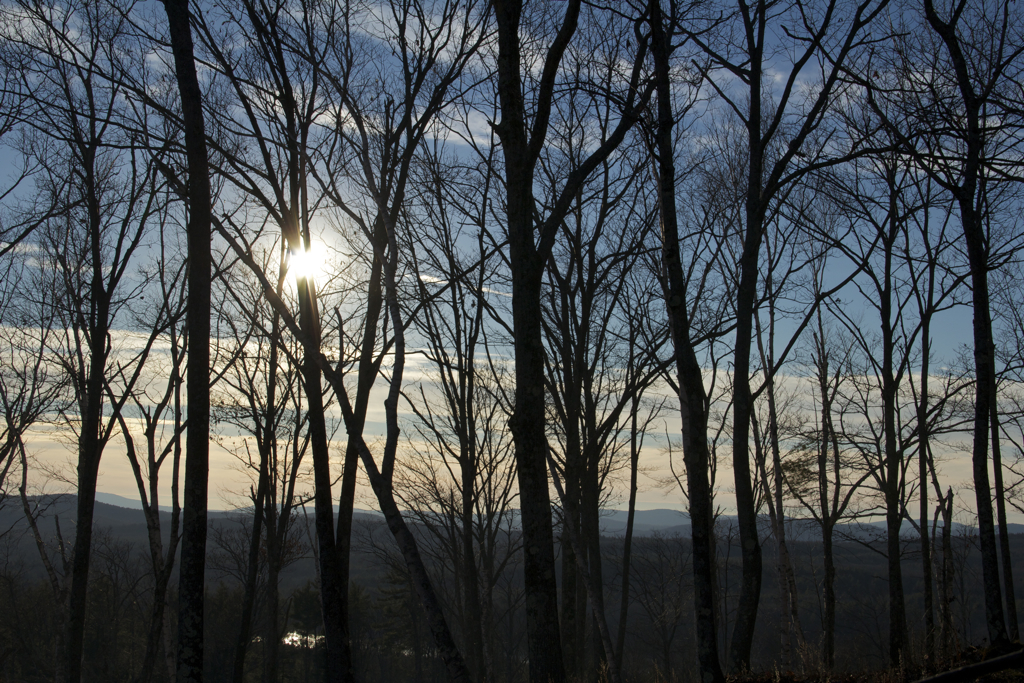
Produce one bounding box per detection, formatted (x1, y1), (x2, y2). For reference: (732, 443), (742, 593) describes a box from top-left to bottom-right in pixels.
(0, 0), (1023, 682)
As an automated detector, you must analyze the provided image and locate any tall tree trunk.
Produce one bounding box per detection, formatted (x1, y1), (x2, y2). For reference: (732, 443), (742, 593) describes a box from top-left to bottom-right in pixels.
(561, 509), (580, 674)
(815, 322), (838, 672)
(923, 0), (1008, 648)
(461, 464), (485, 680)
(559, 354), (583, 678)
(492, 1), (569, 677)
(991, 404), (1019, 641)
(300, 277), (351, 683)
(64, 114), (112, 683)
(137, 566), (174, 683)
(163, 2), (213, 681)
(547, 459), (621, 683)
(490, 2), (648, 676)
(233, 283), (281, 683)
(131, 390), (182, 683)
(265, 550), (281, 683)
(583, 453), (606, 676)
(939, 488), (955, 662)
(232, 453), (269, 683)
(332, 215), (387, 682)
(731, 12), (767, 667)
(919, 317), (935, 671)
(615, 399), (641, 678)
(650, 3), (724, 681)
(755, 306), (804, 668)
(731, 151), (766, 676)
(509, 259), (565, 683)
(880, 191), (907, 669)
(822, 520), (836, 670)
(962, 214), (1008, 647)
(65, 400), (103, 683)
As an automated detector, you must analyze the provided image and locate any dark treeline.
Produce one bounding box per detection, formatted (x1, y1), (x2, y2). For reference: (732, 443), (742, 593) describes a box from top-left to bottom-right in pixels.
(0, 0), (1023, 682)
(0, 496), (1015, 682)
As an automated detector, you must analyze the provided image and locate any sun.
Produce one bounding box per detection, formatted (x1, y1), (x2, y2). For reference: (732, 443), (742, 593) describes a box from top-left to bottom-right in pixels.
(287, 244), (326, 284)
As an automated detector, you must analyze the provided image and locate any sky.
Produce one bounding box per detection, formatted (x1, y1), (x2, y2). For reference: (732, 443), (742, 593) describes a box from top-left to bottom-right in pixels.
(17, 331), (1012, 528)
(3, 0), (1018, 531)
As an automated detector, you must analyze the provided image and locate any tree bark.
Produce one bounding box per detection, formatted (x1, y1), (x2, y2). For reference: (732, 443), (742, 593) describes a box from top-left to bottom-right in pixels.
(923, 0), (1008, 648)
(232, 444), (269, 683)
(919, 305), (936, 670)
(650, 3), (725, 681)
(991, 403), (1019, 640)
(939, 488), (955, 662)
(615, 398), (641, 677)
(491, 2), (572, 679)
(163, 2), (214, 681)
(880, 176), (908, 669)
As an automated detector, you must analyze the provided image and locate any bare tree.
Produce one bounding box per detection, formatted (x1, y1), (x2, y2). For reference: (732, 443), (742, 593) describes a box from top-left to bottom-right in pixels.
(111, 218), (188, 683)
(399, 143), (520, 682)
(862, 0), (1024, 648)
(1, 4), (187, 680)
(0, 248), (68, 509)
(489, 1), (652, 678)
(786, 297), (870, 670)
(161, 0), (214, 679)
(183, 0), (489, 678)
(682, 0), (891, 668)
(212, 241), (318, 683)
(539, 118), (667, 678)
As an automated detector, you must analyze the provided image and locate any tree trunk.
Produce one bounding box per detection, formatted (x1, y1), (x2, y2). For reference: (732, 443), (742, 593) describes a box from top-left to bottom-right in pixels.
(823, 521), (836, 671)
(962, 202), (1008, 649)
(615, 400), (641, 677)
(163, 2), (213, 681)
(64, 101), (113, 683)
(461, 464), (485, 680)
(755, 306), (804, 668)
(561, 510), (580, 675)
(731, 158), (766, 676)
(879, 175), (907, 670)
(731, 20), (767, 670)
(492, 1), (569, 677)
(939, 488), (955, 662)
(302, 299), (352, 683)
(650, 3), (724, 681)
(332, 215), (387, 682)
(232, 454), (269, 683)
(583, 454), (606, 676)
(265, 551), (281, 683)
(923, 1), (1008, 648)
(991, 404), (1019, 641)
(919, 319), (935, 671)
(559, 360), (583, 678)
(65, 415), (103, 683)
(815, 324), (838, 672)
(509, 261), (566, 683)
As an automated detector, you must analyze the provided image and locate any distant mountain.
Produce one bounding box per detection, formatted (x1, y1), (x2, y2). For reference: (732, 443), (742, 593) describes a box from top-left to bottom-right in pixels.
(0, 494), (384, 591)
(95, 492), (170, 511)
(10, 493), (1020, 547)
(93, 491), (387, 520)
(597, 508), (1024, 540)
(599, 508), (691, 536)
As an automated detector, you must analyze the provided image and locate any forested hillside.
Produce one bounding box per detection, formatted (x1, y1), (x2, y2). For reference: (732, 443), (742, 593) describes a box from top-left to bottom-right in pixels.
(2, 496), (1017, 681)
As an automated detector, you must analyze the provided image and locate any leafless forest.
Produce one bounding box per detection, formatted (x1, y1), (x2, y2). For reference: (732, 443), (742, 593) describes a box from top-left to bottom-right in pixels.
(1, 0), (1023, 682)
